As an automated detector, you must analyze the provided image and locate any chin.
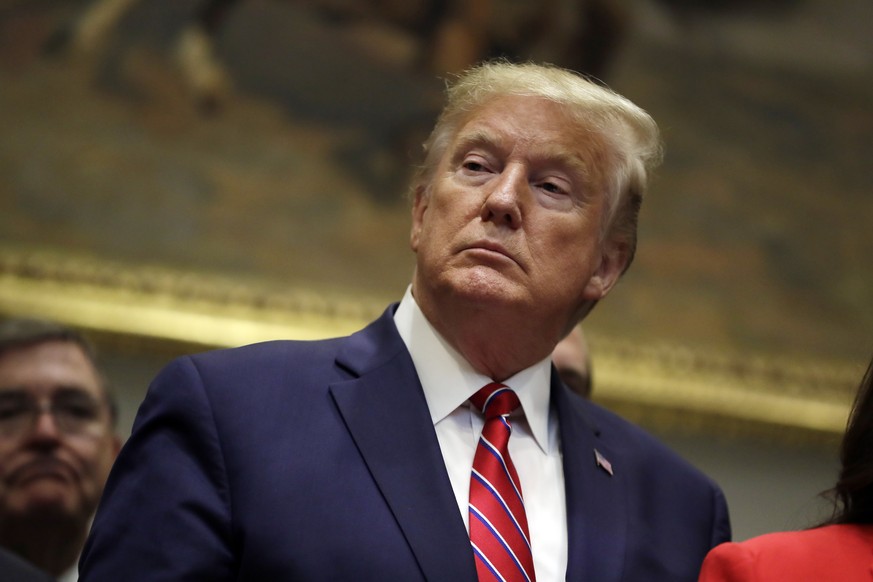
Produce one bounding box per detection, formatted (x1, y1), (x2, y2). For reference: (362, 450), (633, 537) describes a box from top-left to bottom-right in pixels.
(22, 502), (84, 529)
(452, 270), (526, 305)
(460, 288), (518, 305)
(17, 483), (77, 515)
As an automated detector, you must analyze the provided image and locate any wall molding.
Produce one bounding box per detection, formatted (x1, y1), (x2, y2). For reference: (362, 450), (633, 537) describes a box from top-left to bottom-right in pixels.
(0, 246), (858, 444)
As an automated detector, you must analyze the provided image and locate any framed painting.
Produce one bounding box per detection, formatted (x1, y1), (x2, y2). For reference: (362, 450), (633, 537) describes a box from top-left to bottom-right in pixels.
(1, 0), (870, 444)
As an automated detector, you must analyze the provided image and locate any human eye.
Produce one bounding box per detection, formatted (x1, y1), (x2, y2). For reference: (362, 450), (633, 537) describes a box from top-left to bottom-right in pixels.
(0, 393), (29, 420)
(460, 155), (492, 174)
(536, 177), (573, 199)
(463, 160), (486, 172)
(61, 402), (99, 420)
(540, 181), (566, 195)
(54, 392), (100, 421)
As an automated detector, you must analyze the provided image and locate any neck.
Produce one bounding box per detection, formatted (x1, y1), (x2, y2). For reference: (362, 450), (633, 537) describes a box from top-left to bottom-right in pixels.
(414, 287), (565, 382)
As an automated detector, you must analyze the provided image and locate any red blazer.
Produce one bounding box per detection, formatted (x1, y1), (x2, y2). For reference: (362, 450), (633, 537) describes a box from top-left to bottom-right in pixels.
(699, 524), (873, 581)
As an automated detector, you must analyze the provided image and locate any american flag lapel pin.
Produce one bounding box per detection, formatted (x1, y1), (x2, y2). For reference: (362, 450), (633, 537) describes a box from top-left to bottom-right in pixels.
(594, 448), (614, 476)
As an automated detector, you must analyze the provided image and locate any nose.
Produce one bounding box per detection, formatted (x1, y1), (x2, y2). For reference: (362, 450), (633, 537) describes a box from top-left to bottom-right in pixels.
(27, 404), (63, 444)
(481, 165), (524, 229)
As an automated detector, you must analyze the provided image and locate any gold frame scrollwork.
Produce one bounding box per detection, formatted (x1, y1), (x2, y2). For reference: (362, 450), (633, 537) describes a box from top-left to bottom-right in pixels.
(0, 246), (857, 445)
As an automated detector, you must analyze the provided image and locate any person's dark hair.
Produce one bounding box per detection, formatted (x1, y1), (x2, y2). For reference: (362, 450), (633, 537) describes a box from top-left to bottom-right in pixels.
(822, 353), (873, 525)
(0, 317), (118, 428)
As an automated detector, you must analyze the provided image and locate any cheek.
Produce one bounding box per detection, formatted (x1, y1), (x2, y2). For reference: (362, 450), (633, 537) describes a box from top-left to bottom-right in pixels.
(89, 439), (118, 478)
(67, 441), (107, 478)
(431, 180), (483, 219)
(420, 204), (465, 248)
(0, 444), (18, 477)
(542, 232), (601, 285)
(97, 448), (116, 479)
(536, 216), (598, 259)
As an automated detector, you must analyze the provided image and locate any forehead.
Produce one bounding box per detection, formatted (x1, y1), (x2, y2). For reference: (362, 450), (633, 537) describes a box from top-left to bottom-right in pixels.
(0, 340), (103, 398)
(449, 95), (611, 174)
(455, 95), (580, 146)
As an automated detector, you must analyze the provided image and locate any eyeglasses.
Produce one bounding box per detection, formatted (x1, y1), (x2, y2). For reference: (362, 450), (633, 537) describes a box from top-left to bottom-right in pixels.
(0, 389), (108, 438)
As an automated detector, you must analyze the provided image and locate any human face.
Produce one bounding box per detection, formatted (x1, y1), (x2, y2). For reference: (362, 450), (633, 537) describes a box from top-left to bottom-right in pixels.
(0, 341), (119, 525)
(411, 95), (628, 335)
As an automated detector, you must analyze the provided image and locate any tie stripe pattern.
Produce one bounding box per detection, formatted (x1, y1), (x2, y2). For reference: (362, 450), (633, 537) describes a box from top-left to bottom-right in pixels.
(469, 383), (536, 582)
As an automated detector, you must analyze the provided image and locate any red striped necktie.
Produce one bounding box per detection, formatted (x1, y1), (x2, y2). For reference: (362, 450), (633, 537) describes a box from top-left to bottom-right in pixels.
(468, 383), (536, 582)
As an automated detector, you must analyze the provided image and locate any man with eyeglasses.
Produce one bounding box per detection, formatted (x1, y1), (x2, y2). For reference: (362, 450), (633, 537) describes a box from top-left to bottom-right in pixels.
(0, 318), (120, 581)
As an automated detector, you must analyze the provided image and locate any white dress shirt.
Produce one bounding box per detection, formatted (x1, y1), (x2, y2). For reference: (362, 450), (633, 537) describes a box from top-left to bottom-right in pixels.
(393, 287), (568, 581)
(59, 564), (77, 582)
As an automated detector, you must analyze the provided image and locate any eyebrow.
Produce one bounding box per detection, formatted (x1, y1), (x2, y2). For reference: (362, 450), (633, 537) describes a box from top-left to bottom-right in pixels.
(0, 386), (101, 400)
(450, 129), (501, 161)
(451, 128), (594, 184)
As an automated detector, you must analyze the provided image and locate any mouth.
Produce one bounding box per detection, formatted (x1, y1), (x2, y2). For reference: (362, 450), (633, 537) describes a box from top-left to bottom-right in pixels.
(462, 240), (521, 268)
(8, 459), (74, 487)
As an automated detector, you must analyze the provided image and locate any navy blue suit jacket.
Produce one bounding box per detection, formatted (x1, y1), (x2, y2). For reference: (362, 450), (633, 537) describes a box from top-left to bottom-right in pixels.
(80, 306), (730, 581)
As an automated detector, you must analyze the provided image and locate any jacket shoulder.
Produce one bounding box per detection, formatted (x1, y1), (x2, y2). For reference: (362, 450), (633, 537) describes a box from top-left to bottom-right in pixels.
(701, 525), (873, 581)
(582, 400), (712, 482)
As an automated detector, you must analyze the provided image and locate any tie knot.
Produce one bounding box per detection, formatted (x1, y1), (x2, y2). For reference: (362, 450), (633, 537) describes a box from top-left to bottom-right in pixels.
(470, 383), (521, 419)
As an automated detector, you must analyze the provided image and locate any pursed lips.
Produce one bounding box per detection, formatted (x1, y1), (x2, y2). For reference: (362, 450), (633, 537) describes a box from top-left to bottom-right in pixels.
(8, 457), (75, 486)
(461, 240), (522, 269)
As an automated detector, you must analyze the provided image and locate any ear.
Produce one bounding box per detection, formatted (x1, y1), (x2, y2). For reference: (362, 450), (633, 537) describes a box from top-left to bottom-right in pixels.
(410, 185), (429, 252)
(581, 238), (630, 302)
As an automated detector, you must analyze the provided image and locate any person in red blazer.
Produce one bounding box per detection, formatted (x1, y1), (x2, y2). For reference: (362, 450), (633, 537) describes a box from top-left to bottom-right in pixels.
(699, 354), (873, 582)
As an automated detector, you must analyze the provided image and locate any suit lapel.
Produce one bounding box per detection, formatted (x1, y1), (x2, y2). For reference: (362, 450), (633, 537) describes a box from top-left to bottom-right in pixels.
(554, 375), (628, 582)
(330, 308), (477, 582)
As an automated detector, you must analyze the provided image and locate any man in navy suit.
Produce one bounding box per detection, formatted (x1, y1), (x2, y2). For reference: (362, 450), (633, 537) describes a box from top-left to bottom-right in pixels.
(80, 61), (730, 581)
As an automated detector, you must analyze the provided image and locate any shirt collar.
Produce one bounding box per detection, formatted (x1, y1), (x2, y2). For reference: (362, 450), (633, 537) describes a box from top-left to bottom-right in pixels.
(393, 286), (554, 454)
